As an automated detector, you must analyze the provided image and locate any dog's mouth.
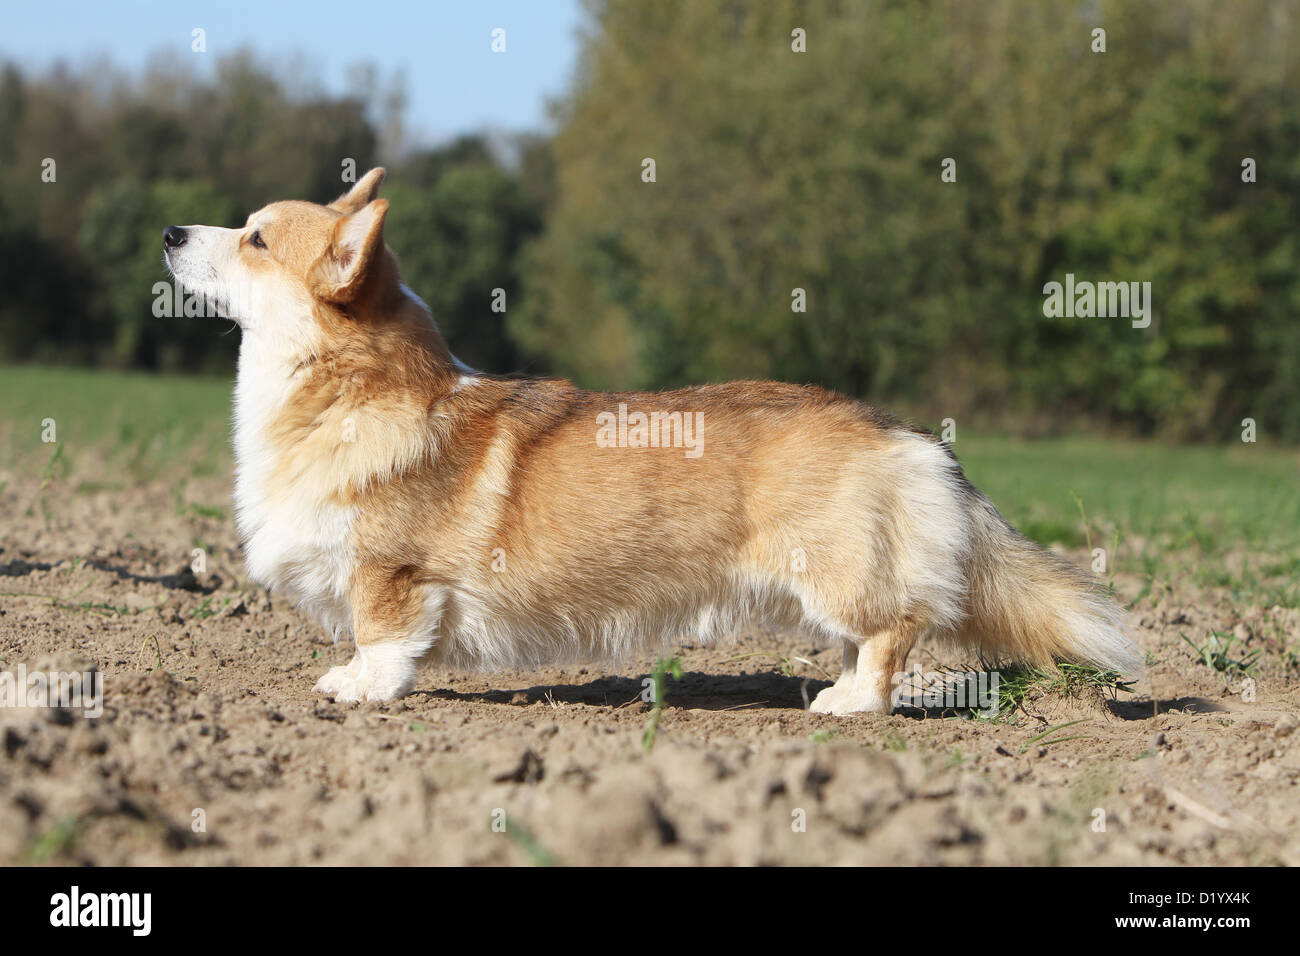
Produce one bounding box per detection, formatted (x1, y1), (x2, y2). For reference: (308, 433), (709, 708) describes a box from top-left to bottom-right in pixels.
(160, 252), (238, 322)
(162, 245), (192, 281)
(163, 249), (214, 286)
(160, 250), (193, 293)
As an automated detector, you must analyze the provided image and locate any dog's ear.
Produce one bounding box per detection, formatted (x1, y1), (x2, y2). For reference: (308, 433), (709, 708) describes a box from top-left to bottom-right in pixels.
(312, 199), (389, 303)
(327, 167), (386, 214)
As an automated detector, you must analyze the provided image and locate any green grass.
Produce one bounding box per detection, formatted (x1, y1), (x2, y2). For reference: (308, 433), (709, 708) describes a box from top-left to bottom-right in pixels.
(23, 815), (82, 863)
(1020, 720), (1092, 754)
(990, 663), (1134, 722)
(502, 819), (559, 867)
(956, 433), (1300, 605)
(958, 434), (1299, 557)
(1, 364), (1296, 608)
(1179, 630), (1263, 678)
(0, 364), (232, 481)
(641, 655), (683, 753)
(899, 661), (1133, 722)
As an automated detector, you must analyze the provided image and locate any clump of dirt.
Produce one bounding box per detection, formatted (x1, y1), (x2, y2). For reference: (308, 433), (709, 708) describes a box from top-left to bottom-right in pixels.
(1, 474), (1297, 865)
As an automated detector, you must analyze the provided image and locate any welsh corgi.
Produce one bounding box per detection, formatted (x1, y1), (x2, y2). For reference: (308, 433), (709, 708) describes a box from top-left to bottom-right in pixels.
(162, 168), (1139, 714)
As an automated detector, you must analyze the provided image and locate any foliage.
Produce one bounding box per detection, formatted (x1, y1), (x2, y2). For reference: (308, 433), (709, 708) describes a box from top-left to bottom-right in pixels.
(518, 0), (1300, 439)
(2, 2), (1298, 440)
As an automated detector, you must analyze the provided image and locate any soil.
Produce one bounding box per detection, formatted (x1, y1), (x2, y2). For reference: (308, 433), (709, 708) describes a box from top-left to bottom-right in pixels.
(1, 473), (1297, 865)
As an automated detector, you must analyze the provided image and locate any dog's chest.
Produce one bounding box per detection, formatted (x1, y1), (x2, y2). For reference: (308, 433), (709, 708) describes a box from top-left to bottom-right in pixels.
(232, 357), (356, 635)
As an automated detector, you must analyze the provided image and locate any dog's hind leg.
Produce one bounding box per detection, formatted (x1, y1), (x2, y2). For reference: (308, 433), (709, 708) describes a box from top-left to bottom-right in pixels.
(806, 639), (859, 715)
(808, 620), (923, 715)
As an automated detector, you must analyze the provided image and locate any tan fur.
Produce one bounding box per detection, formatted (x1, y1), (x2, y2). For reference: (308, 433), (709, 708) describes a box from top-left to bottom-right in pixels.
(163, 169), (1140, 712)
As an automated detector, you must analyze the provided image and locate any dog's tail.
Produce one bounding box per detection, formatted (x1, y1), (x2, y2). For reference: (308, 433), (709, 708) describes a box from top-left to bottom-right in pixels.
(951, 490), (1140, 675)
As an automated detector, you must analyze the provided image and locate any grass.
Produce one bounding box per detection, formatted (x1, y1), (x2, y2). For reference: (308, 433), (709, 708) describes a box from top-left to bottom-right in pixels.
(4, 364), (1294, 541)
(903, 661), (1134, 722)
(502, 819), (559, 867)
(1020, 720), (1091, 754)
(958, 433), (1300, 548)
(0, 364), (231, 481)
(956, 434), (1300, 590)
(955, 434), (1300, 627)
(189, 595), (232, 620)
(1, 362), (1296, 632)
(641, 655), (683, 753)
(0, 589), (139, 618)
(991, 663), (1135, 720)
(23, 815), (81, 863)
(1179, 630), (1263, 678)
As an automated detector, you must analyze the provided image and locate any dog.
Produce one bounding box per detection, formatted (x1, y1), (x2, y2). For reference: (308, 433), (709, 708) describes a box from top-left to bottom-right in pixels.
(162, 167), (1139, 713)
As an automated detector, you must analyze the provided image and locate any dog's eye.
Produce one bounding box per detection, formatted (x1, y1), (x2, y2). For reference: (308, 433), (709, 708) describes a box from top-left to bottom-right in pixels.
(249, 230), (267, 249)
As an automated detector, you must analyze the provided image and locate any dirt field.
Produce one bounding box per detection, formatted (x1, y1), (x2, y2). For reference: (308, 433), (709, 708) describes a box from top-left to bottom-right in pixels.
(2, 472), (1298, 866)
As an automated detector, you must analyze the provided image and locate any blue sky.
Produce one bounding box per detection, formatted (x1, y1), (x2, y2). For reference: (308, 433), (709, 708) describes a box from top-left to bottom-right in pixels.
(0, 0), (586, 144)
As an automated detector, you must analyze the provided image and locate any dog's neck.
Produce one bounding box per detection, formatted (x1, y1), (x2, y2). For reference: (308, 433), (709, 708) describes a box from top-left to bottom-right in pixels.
(238, 281), (461, 407)
(231, 285), (465, 511)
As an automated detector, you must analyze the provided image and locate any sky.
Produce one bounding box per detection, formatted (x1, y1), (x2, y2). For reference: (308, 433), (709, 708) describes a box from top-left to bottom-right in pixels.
(0, 0), (586, 144)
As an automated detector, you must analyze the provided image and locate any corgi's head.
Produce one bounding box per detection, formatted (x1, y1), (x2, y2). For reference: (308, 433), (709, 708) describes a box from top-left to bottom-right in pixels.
(162, 167), (396, 345)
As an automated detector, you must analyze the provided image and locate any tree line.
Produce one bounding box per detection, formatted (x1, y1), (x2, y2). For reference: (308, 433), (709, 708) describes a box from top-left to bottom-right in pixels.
(2, 0), (1297, 440)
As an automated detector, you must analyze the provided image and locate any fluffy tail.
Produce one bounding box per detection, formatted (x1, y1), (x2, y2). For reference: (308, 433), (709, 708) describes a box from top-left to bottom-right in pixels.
(953, 492), (1141, 675)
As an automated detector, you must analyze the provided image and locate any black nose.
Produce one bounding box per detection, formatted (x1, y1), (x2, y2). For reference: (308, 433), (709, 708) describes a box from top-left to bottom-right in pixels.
(163, 226), (188, 249)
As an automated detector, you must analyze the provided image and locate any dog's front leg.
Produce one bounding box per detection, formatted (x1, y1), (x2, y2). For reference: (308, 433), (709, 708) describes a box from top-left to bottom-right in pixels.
(313, 649), (364, 696)
(313, 566), (436, 703)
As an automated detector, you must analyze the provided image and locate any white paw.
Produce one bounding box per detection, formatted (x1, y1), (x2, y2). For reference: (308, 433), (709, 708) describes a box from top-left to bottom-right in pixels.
(809, 683), (892, 716)
(313, 645), (417, 703)
(809, 684), (848, 714)
(313, 653), (362, 695)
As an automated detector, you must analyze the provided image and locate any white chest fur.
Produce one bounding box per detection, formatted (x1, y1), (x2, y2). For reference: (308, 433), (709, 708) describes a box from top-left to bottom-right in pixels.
(232, 340), (355, 639)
